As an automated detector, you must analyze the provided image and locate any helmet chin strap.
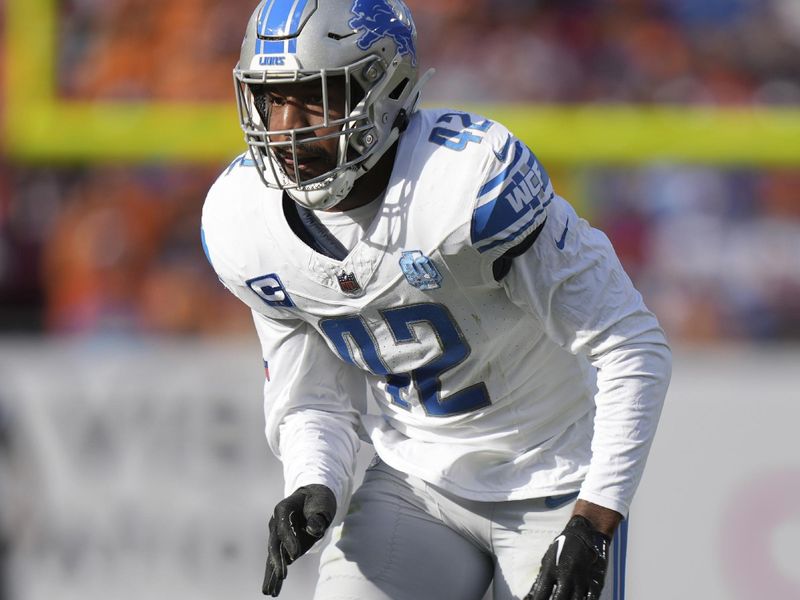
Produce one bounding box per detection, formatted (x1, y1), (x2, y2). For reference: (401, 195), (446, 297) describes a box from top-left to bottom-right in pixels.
(287, 68), (435, 211)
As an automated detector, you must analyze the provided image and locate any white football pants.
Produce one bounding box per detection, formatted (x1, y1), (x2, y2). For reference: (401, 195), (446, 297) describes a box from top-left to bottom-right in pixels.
(314, 459), (627, 600)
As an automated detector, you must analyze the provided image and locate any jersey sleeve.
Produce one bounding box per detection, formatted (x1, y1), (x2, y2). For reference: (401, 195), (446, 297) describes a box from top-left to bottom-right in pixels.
(502, 194), (672, 516)
(252, 309), (365, 507)
(201, 159), (364, 507)
(200, 158), (291, 316)
(200, 159), (258, 307)
(468, 125), (554, 261)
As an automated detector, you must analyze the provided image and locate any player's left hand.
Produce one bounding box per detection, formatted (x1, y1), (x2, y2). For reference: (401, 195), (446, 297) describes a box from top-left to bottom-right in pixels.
(525, 515), (611, 600)
(262, 484), (337, 597)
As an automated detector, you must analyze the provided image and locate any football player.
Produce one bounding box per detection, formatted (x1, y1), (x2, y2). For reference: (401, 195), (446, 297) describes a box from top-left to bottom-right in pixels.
(201, 0), (672, 598)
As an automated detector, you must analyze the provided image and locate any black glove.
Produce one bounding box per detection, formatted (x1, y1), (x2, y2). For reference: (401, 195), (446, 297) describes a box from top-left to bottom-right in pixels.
(525, 515), (611, 600)
(262, 484), (337, 597)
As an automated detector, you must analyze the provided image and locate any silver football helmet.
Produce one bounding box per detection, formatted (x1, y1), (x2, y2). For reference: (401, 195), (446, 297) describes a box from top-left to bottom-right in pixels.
(234, 0), (433, 210)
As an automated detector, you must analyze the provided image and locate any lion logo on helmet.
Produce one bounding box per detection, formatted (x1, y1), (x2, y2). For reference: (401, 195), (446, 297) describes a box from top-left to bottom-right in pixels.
(349, 0), (417, 66)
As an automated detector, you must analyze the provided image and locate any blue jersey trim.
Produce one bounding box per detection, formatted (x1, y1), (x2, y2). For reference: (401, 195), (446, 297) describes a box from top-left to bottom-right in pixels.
(477, 141), (524, 197)
(531, 149), (551, 193)
(472, 190), (539, 248)
(472, 148), (541, 247)
(225, 153), (256, 175)
(200, 227), (213, 267)
(475, 197), (551, 254)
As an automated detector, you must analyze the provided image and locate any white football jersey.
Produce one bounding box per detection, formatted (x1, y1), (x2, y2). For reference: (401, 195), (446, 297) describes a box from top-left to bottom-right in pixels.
(201, 109), (671, 516)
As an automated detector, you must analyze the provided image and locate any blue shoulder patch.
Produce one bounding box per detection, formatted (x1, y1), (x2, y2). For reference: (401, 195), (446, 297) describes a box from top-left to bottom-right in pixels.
(471, 143), (553, 254)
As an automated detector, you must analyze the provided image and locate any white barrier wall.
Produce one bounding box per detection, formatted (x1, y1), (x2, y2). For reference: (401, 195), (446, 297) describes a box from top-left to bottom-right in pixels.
(0, 340), (798, 599)
(0, 339), (320, 600)
(627, 346), (800, 599)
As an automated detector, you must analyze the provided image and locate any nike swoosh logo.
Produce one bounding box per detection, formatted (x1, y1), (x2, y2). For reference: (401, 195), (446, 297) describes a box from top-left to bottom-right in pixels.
(544, 491), (579, 509)
(554, 535), (567, 566)
(493, 134), (512, 162)
(555, 218), (570, 250)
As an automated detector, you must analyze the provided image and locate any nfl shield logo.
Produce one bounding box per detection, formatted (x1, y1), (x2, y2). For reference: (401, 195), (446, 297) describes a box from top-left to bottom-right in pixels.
(337, 271), (361, 294)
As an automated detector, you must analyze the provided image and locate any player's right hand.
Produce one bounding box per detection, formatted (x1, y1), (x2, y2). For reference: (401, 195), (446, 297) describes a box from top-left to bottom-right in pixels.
(525, 515), (610, 600)
(262, 484), (337, 597)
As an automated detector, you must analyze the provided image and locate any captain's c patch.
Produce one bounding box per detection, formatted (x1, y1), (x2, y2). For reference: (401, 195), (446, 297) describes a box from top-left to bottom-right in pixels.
(247, 273), (295, 308)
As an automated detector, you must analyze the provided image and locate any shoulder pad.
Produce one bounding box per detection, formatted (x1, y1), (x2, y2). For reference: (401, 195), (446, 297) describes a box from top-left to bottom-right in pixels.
(470, 131), (554, 258)
(201, 153), (273, 286)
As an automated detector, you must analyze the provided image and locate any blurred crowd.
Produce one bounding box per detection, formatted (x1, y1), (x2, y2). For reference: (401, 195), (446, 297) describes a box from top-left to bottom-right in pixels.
(55, 0), (800, 104)
(577, 166), (800, 340)
(1, 0), (799, 341)
(421, 0), (800, 105)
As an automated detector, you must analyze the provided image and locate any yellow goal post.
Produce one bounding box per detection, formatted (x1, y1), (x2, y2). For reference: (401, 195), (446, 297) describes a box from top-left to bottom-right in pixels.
(4, 0), (800, 165)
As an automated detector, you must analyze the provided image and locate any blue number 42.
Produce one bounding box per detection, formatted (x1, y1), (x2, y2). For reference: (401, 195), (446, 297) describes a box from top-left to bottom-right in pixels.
(428, 112), (493, 151)
(320, 303), (490, 417)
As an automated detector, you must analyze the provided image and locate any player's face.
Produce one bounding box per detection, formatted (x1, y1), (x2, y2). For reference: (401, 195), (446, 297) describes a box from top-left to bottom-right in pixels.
(256, 79), (348, 183)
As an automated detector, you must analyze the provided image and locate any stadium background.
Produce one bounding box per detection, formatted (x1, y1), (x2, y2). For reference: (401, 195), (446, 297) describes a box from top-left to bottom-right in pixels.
(1, 0), (798, 598)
